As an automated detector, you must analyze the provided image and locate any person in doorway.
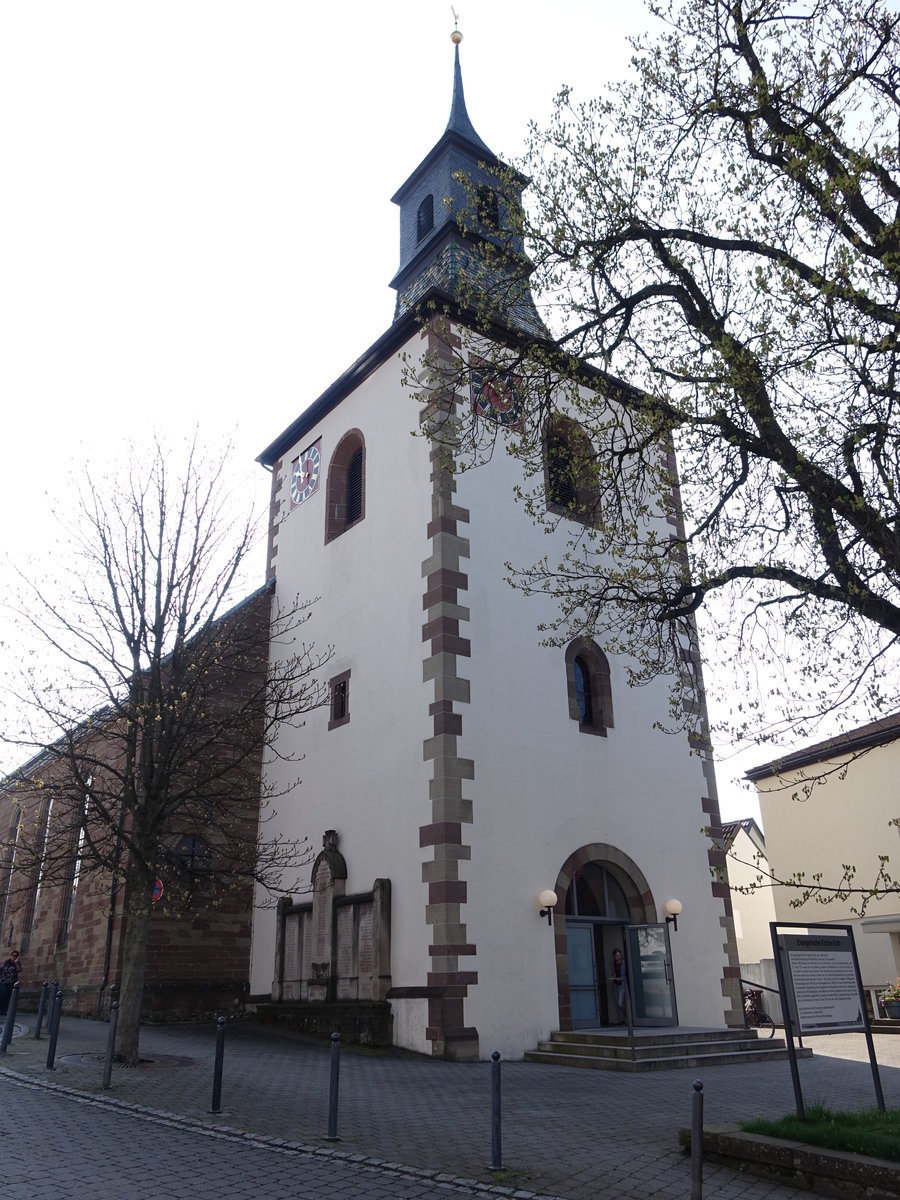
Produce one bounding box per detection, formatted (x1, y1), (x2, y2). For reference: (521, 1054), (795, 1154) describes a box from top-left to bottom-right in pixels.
(0, 950), (21, 1015)
(611, 948), (627, 1024)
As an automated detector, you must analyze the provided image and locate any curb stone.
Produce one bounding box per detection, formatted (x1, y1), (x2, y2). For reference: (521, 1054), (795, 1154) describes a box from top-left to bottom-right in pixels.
(678, 1125), (900, 1199)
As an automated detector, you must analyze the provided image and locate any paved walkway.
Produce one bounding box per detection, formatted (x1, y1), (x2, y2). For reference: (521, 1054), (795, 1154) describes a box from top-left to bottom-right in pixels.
(3, 1016), (898, 1199)
(2, 1078), (531, 1200)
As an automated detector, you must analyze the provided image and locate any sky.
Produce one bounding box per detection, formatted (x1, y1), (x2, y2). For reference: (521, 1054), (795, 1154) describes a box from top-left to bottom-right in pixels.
(0, 1), (769, 815)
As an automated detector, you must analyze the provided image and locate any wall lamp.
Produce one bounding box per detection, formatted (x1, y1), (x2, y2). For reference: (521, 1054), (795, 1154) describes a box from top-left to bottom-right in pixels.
(664, 898), (683, 932)
(538, 889), (558, 927)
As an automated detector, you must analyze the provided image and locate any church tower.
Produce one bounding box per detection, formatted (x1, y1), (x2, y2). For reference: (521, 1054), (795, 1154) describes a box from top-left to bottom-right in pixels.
(390, 31), (544, 336)
(253, 31), (740, 1061)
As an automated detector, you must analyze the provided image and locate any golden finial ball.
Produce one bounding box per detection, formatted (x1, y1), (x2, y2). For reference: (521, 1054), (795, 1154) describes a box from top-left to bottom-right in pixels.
(451, 30), (463, 45)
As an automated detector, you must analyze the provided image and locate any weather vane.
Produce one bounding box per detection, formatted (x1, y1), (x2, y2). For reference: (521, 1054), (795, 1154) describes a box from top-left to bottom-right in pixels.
(451, 7), (462, 44)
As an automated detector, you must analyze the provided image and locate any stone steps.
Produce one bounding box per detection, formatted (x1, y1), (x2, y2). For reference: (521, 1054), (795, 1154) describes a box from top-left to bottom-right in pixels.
(524, 1028), (813, 1072)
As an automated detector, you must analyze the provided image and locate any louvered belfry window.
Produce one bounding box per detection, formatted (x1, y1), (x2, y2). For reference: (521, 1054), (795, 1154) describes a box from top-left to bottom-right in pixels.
(417, 194), (434, 242)
(325, 431), (366, 543)
(547, 427), (577, 509)
(346, 448), (363, 525)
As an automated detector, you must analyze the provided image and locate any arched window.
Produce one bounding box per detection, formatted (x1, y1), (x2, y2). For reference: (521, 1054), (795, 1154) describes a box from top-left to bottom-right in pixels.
(565, 639), (613, 736)
(325, 430), (366, 543)
(564, 861), (632, 919)
(544, 415), (599, 524)
(417, 195), (434, 242)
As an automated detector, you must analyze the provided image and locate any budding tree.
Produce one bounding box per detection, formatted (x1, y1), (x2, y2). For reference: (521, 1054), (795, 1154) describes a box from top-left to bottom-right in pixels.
(424, 0), (900, 754)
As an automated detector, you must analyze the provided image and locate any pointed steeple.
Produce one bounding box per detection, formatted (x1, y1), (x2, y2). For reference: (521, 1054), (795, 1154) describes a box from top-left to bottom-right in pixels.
(445, 43), (493, 161)
(389, 30), (544, 336)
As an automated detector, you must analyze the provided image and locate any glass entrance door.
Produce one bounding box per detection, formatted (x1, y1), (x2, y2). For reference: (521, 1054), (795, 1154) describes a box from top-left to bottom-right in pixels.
(567, 923), (599, 1027)
(627, 923), (678, 1026)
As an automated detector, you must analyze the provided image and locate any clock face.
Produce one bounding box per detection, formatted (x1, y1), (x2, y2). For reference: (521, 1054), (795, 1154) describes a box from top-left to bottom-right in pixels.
(290, 441), (322, 508)
(471, 362), (523, 428)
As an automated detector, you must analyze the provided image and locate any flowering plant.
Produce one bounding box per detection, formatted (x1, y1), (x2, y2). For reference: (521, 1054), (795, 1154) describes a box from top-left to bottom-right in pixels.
(880, 978), (900, 1003)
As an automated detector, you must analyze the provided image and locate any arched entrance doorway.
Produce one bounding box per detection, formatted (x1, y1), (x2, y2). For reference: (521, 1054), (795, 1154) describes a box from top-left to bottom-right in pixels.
(555, 844), (678, 1029)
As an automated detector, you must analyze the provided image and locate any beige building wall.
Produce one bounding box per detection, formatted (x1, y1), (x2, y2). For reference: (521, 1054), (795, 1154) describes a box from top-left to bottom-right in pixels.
(753, 735), (900, 1003)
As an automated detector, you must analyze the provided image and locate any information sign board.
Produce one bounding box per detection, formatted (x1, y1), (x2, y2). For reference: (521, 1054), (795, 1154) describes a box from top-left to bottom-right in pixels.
(780, 932), (865, 1034)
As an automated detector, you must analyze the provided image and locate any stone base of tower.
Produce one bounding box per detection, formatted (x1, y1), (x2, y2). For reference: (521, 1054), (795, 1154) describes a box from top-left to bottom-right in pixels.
(434, 1026), (480, 1061)
(428, 992), (479, 1059)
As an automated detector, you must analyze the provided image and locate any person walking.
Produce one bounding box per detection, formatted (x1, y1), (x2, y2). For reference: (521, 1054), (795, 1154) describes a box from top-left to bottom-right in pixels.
(0, 950), (22, 1015)
(612, 948), (627, 1024)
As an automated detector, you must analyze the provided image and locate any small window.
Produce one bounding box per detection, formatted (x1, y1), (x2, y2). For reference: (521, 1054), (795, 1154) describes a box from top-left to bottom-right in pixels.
(59, 817), (87, 947)
(477, 185), (499, 229)
(325, 431), (366, 543)
(417, 194), (434, 242)
(565, 640), (613, 736)
(328, 670), (351, 731)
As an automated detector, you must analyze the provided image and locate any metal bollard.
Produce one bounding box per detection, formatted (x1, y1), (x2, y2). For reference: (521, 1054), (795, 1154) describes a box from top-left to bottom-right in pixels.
(45, 991), (63, 1070)
(102, 1002), (119, 1089)
(325, 1031), (341, 1140)
(34, 982), (49, 1039)
(0, 983), (19, 1053)
(691, 1078), (704, 1200)
(211, 1016), (226, 1113)
(490, 1051), (502, 1171)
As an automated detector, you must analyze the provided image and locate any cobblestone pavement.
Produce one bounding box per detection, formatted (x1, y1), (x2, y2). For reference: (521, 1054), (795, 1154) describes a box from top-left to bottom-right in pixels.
(3, 1076), (538, 1200)
(4, 1017), (900, 1199)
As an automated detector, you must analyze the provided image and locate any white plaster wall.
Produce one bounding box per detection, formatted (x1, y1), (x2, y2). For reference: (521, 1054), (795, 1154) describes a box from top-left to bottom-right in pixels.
(251, 344), (435, 1007)
(252, 330), (735, 1057)
(854, 923), (899, 991)
(447, 385), (731, 1056)
(727, 828), (778, 965)
(389, 997), (429, 1054)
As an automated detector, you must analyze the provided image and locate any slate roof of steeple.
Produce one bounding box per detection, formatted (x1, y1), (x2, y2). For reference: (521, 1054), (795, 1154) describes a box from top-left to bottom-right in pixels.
(391, 43), (514, 205)
(444, 43), (493, 160)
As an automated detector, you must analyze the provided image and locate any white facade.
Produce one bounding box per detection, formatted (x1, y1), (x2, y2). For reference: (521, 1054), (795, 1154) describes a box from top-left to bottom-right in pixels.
(250, 317), (740, 1058)
(725, 820), (778, 966)
(250, 45), (739, 1060)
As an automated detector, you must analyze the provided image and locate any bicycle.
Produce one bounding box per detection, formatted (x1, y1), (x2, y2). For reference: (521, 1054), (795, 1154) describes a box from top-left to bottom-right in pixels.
(743, 989), (776, 1038)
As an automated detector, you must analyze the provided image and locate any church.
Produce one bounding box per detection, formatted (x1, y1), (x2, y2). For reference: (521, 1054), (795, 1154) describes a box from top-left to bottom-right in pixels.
(251, 32), (741, 1061)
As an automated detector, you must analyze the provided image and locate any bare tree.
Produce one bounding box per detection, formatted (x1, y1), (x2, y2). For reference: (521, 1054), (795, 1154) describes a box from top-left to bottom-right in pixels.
(1, 438), (329, 1063)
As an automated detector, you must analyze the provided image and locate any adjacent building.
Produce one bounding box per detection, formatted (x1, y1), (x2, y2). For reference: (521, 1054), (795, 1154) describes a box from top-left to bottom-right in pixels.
(720, 817), (782, 1021)
(0, 586), (271, 1018)
(747, 712), (900, 1017)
